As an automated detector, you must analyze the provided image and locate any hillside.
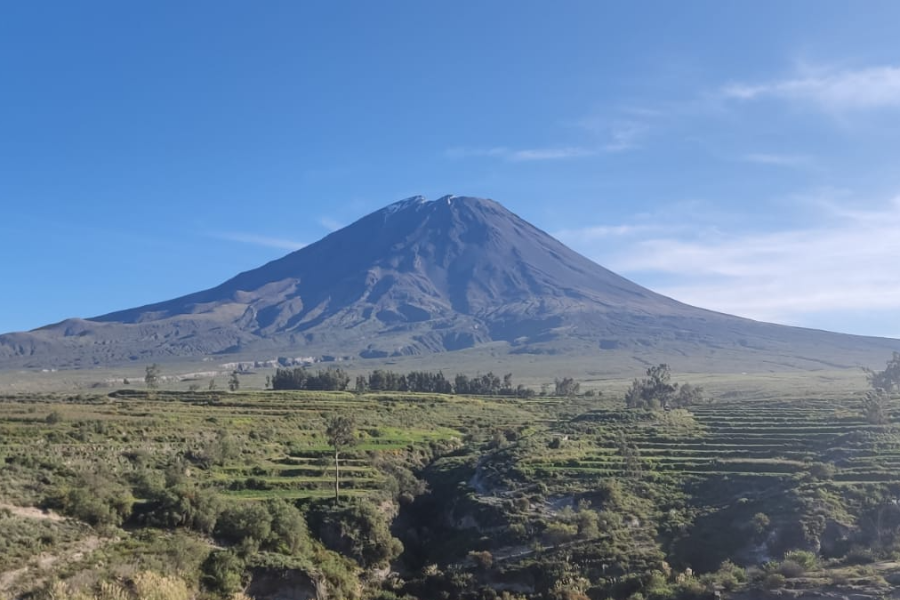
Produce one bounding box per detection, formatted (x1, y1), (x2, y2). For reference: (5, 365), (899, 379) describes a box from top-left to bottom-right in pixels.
(1, 195), (898, 371)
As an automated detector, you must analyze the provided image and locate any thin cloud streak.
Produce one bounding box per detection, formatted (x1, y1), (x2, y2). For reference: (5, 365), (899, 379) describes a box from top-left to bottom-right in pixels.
(742, 153), (815, 168)
(318, 217), (344, 232)
(445, 145), (596, 162)
(211, 232), (306, 251)
(722, 64), (900, 112)
(446, 115), (649, 162)
(555, 223), (665, 243)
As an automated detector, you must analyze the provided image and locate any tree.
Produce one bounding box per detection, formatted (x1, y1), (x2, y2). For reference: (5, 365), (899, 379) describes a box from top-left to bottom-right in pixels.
(326, 415), (358, 503)
(554, 377), (581, 397)
(624, 364), (702, 409)
(863, 388), (890, 425)
(864, 352), (900, 393)
(354, 375), (368, 394)
(674, 382), (704, 407)
(228, 370), (240, 392)
(145, 363), (161, 392)
(208, 378), (217, 391)
(861, 353), (898, 424)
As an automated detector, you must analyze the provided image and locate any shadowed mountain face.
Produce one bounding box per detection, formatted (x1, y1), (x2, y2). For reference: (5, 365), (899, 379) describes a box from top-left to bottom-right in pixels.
(1, 195), (898, 370)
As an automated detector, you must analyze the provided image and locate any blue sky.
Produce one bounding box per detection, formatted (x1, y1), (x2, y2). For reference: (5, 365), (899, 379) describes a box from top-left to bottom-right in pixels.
(2, 1), (900, 337)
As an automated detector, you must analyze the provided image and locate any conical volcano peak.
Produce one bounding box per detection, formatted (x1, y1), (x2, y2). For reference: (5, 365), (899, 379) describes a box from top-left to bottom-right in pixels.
(2, 193), (898, 369)
(381, 194), (497, 216)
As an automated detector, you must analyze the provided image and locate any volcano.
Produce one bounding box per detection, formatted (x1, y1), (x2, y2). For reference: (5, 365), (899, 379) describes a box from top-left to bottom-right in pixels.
(1, 195), (897, 370)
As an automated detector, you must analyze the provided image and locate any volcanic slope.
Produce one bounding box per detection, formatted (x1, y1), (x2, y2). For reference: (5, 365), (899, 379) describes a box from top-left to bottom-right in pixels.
(1, 195), (897, 370)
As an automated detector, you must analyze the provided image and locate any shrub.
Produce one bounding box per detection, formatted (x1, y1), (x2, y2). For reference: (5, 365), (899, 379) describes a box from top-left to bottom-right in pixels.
(47, 473), (134, 528)
(469, 550), (493, 570)
(808, 462), (835, 480)
(308, 498), (403, 568)
(783, 549), (817, 570)
(778, 560), (806, 578)
(761, 573), (786, 590)
(843, 546), (877, 565)
(544, 522), (578, 545)
(215, 503), (273, 548)
(574, 508), (600, 539)
(829, 571), (851, 585)
(751, 512), (770, 535)
(265, 499), (310, 556)
(43, 572), (194, 600)
(142, 483), (222, 534)
(202, 549), (246, 596)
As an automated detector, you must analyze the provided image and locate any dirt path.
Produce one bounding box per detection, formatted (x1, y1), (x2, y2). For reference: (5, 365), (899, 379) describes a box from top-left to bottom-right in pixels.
(0, 504), (103, 597)
(0, 502), (65, 522)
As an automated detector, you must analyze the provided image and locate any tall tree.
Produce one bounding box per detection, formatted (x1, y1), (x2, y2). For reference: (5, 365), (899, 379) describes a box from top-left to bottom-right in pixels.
(145, 363), (161, 393)
(865, 352), (900, 393)
(325, 415), (357, 503)
(228, 370), (240, 392)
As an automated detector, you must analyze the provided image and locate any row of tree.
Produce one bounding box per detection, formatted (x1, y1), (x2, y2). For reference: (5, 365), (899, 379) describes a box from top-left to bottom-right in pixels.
(271, 367), (544, 397)
(270, 366), (352, 391)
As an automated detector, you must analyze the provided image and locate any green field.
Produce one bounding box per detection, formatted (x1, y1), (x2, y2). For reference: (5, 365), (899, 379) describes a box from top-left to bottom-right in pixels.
(1, 373), (900, 600)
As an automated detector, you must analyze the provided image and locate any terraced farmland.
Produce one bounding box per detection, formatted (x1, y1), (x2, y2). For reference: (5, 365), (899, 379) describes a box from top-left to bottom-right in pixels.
(0, 389), (534, 506)
(510, 396), (900, 488)
(2, 382), (900, 600)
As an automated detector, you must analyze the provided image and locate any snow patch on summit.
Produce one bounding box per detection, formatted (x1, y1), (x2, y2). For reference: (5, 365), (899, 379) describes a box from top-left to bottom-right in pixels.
(384, 195), (429, 215)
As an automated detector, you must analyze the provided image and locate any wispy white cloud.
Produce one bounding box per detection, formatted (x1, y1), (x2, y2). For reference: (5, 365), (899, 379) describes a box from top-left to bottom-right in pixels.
(565, 195), (900, 332)
(318, 217), (343, 232)
(722, 64), (900, 113)
(555, 223), (665, 243)
(574, 117), (650, 152)
(445, 145), (596, 162)
(742, 153), (815, 169)
(211, 232), (306, 251)
(446, 114), (650, 162)
(603, 121), (648, 152)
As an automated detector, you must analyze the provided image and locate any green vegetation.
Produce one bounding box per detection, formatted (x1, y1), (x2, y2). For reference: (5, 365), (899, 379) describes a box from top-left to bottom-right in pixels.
(0, 363), (899, 599)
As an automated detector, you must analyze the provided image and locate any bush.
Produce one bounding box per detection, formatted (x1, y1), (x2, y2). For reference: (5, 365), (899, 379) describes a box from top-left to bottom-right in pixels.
(215, 503), (273, 548)
(783, 549), (817, 570)
(308, 499), (403, 568)
(142, 483), (222, 534)
(265, 499), (310, 556)
(544, 521), (578, 545)
(843, 546), (877, 565)
(761, 573), (786, 590)
(751, 512), (770, 537)
(201, 549), (246, 596)
(808, 462), (835, 480)
(469, 550), (493, 570)
(574, 508), (600, 539)
(778, 560), (806, 578)
(47, 473), (134, 528)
